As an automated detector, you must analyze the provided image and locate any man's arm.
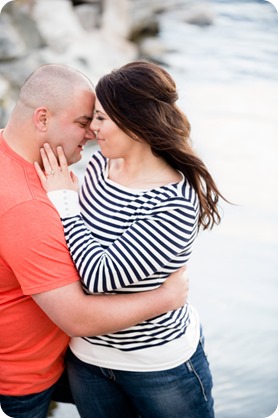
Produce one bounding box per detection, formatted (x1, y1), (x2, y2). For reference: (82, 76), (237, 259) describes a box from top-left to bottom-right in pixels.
(33, 267), (188, 337)
(2, 200), (188, 337)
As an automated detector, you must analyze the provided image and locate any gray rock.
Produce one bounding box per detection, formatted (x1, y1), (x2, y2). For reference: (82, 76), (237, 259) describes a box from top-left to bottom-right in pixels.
(7, 0), (44, 50)
(0, 13), (26, 60)
(74, 3), (101, 30)
(183, 3), (215, 27)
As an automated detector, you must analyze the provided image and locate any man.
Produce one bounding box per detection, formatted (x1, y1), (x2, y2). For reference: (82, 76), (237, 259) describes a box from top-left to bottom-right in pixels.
(0, 64), (188, 418)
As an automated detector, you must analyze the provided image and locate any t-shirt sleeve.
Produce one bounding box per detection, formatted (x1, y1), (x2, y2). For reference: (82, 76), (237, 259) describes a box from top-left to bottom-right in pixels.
(1, 200), (80, 295)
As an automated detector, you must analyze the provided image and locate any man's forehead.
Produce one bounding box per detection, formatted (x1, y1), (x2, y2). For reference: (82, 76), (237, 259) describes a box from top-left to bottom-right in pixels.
(74, 89), (95, 116)
(75, 87), (95, 102)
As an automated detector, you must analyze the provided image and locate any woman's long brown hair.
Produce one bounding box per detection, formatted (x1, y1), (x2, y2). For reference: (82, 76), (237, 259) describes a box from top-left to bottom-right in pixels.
(96, 60), (228, 230)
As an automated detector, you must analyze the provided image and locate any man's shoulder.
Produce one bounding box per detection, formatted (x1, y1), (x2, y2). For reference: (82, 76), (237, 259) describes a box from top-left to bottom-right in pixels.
(0, 185), (59, 221)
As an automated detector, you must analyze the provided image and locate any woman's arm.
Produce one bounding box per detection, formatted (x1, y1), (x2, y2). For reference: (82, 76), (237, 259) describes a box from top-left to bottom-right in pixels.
(35, 144), (197, 294)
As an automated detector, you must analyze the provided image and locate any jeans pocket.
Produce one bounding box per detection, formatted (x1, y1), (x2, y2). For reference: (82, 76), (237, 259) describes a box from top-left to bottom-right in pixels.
(185, 358), (209, 402)
(185, 341), (213, 403)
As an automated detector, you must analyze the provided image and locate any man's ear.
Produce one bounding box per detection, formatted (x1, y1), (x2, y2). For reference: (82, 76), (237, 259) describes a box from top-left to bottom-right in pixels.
(33, 107), (50, 131)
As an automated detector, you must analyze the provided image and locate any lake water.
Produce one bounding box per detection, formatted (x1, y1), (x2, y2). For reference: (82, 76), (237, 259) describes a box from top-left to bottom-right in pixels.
(54, 1), (278, 417)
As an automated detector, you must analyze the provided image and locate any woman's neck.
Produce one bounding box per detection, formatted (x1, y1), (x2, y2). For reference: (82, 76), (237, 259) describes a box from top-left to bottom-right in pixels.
(108, 156), (181, 189)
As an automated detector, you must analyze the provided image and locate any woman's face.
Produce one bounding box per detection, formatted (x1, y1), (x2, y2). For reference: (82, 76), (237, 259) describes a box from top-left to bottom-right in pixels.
(90, 97), (140, 159)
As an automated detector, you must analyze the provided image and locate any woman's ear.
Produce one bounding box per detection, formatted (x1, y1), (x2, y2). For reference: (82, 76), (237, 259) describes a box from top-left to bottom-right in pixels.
(33, 107), (50, 131)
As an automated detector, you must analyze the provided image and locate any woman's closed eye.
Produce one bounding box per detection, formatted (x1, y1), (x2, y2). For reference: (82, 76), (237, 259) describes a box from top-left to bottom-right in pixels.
(93, 109), (106, 122)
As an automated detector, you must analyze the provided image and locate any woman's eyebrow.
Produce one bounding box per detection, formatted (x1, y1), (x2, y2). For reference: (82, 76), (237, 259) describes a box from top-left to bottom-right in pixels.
(94, 109), (106, 116)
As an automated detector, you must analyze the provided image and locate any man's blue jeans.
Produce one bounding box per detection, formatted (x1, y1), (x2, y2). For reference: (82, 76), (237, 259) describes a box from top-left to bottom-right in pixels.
(0, 385), (54, 418)
(0, 366), (74, 418)
(67, 332), (215, 418)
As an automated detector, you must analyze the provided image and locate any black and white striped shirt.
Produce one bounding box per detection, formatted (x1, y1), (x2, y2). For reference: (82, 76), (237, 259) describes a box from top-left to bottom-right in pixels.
(50, 151), (200, 356)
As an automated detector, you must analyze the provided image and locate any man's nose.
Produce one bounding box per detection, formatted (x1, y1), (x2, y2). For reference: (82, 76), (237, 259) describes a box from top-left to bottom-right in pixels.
(85, 124), (97, 140)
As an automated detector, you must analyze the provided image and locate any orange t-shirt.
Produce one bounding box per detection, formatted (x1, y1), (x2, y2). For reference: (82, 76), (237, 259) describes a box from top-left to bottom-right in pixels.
(0, 135), (80, 395)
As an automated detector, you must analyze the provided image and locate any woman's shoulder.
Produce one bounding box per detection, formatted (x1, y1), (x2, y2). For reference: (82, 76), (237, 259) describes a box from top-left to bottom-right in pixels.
(87, 150), (107, 170)
(150, 176), (199, 216)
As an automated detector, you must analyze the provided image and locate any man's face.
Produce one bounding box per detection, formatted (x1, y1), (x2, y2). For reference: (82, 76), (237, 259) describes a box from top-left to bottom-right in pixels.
(47, 88), (95, 165)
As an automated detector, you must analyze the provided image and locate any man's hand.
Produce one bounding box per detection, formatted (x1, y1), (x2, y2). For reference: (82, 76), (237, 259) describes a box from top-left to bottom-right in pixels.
(161, 267), (189, 310)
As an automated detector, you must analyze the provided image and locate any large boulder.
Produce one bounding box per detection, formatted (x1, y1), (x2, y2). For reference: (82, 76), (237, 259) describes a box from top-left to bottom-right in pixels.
(0, 13), (26, 59)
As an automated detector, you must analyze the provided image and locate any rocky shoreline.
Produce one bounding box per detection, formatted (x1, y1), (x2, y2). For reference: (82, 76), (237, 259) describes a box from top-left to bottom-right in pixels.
(0, 0), (214, 126)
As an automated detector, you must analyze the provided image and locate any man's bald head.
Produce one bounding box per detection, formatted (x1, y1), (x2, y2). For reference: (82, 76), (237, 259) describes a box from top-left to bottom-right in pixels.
(3, 64), (95, 164)
(17, 64), (94, 116)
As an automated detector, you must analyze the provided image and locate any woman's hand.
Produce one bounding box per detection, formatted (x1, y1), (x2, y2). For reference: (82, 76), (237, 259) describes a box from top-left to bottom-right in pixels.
(34, 143), (79, 192)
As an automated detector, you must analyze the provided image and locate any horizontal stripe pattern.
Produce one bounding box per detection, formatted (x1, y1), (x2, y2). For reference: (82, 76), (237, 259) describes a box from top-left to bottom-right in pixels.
(61, 151), (199, 351)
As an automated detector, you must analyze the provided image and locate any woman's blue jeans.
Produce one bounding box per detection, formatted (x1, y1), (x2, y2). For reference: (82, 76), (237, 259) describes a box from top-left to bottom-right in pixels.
(67, 333), (215, 418)
(0, 386), (54, 418)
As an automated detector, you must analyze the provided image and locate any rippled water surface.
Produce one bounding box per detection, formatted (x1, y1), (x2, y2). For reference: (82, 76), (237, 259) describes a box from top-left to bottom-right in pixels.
(160, 0), (278, 83)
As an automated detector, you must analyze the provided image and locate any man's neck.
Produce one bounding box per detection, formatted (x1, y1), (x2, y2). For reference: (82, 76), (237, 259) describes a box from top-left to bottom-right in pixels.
(1, 127), (40, 164)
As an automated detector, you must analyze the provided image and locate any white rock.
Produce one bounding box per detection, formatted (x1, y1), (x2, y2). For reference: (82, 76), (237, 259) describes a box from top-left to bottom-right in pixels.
(31, 0), (85, 52)
(74, 3), (101, 31)
(102, 0), (130, 39)
(139, 36), (168, 58)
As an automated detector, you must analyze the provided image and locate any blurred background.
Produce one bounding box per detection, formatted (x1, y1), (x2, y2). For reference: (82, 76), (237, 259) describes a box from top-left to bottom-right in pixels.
(1, 0), (277, 417)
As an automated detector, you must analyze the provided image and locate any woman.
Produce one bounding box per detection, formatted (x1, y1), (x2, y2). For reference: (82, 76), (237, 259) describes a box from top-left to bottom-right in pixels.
(36, 61), (225, 418)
